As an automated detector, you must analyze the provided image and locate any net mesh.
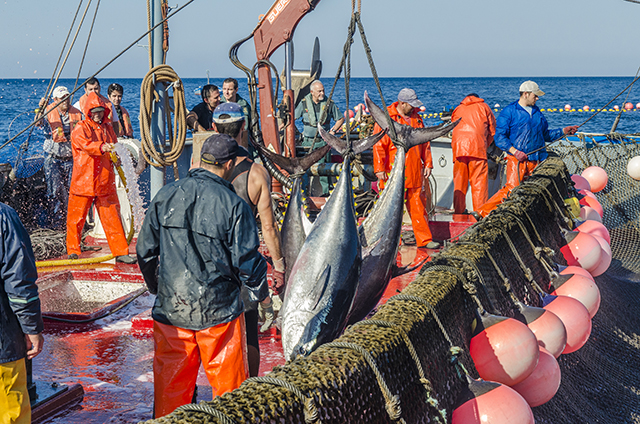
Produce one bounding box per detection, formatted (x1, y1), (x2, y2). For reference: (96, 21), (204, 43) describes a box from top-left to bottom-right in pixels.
(141, 148), (640, 424)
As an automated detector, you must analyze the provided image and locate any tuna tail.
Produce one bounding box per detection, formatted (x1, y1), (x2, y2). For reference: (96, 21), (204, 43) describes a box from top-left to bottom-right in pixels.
(252, 140), (331, 176)
(318, 124), (387, 155)
(364, 91), (460, 150)
(391, 256), (429, 278)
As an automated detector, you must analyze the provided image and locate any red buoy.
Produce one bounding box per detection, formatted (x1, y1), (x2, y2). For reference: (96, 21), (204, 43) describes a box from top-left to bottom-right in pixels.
(516, 302), (567, 358)
(580, 206), (602, 223)
(559, 265), (595, 282)
(469, 312), (539, 386)
(581, 166), (608, 193)
(542, 294), (592, 354)
(579, 195), (604, 218)
(549, 273), (601, 319)
(511, 347), (562, 407)
(576, 220), (610, 244)
(588, 234), (612, 278)
(571, 174), (591, 191)
(560, 231), (602, 271)
(452, 377), (534, 424)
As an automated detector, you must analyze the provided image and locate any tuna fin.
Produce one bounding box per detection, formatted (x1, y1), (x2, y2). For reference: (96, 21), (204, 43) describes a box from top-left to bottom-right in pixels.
(318, 125), (387, 155)
(310, 264), (332, 310)
(391, 256), (428, 278)
(364, 90), (460, 150)
(251, 140), (331, 175)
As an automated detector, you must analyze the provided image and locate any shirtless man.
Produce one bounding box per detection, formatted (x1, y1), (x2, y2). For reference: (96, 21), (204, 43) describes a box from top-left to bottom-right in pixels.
(211, 102), (284, 377)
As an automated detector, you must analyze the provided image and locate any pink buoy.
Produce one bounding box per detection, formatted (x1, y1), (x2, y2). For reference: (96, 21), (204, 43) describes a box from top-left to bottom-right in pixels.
(549, 272), (601, 319)
(625, 102), (634, 110)
(588, 234), (612, 278)
(636, 102), (640, 109)
(452, 377), (534, 424)
(576, 220), (610, 244)
(614, 105), (620, 111)
(581, 166), (608, 193)
(516, 302), (567, 358)
(578, 189), (597, 201)
(344, 109), (355, 119)
(583, 105), (590, 111)
(469, 312), (539, 386)
(571, 174), (591, 191)
(560, 231), (602, 270)
(580, 206), (602, 223)
(511, 347), (561, 407)
(560, 265), (595, 281)
(579, 195), (604, 218)
(627, 156), (640, 181)
(542, 294), (592, 354)
(419, 105), (426, 112)
(564, 104), (571, 111)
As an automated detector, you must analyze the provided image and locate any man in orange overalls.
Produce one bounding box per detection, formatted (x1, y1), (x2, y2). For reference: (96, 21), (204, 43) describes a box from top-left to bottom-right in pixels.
(451, 93), (496, 214)
(373, 88), (439, 249)
(66, 92), (135, 263)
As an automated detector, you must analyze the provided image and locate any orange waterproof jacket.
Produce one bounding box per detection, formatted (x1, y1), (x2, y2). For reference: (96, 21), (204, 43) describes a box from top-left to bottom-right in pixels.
(45, 103), (83, 143)
(451, 95), (496, 160)
(69, 92), (117, 197)
(372, 102), (432, 189)
(112, 104), (133, 138)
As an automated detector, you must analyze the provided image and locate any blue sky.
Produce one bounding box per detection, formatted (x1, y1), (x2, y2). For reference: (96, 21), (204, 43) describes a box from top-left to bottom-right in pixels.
(1, 0), (639, 79)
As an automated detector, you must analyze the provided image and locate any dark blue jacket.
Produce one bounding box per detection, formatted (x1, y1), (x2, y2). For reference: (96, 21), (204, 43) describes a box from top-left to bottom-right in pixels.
(495, 101), (564, 162)
(136, 168), (268, 331)
(0, 203), (42, 364)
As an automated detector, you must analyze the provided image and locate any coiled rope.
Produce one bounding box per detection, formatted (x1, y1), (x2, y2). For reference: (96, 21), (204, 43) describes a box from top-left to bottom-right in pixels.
(139, 64), (187, 177)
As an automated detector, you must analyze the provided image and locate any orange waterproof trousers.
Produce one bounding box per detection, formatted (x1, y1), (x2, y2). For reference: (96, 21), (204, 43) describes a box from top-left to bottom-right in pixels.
(477, 155), (539, 217)
(405, 187), (433, 247)
(0, 358), (30, 424)
(453, 157), (489, 214)
(153, 315), (248, 418)
(66, 192), (129, 256)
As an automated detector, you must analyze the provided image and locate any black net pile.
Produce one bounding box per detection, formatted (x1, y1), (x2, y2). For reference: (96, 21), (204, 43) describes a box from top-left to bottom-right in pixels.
(141, 154), (640, 424)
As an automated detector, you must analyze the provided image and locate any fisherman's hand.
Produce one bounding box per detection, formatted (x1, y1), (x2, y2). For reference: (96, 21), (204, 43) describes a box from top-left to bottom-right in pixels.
(25, 333), (44, 360)
(101, 143), (114, 153)
(271, 257), (286, 296)
(512, 149), (528, 162)
(423, 167), (432, 179)
(375, 172), (387, 182)
(259, 298), (275, 332)
(39, 97), (47, 109)
(563, 125), (579, 135)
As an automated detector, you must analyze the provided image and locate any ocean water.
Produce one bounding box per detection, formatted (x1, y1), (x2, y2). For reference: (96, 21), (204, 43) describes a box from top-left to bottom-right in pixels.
(2, 76), (640, 166)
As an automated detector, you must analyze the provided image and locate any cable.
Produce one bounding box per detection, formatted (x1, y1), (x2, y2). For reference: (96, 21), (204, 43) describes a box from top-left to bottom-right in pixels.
(72, 0), (102, 94)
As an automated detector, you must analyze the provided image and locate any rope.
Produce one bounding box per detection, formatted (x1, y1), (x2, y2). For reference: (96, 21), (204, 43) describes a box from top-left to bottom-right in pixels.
(72, 0), (102, 95)
(139, 65), (187, 170)
(243, 376), (319, 423)
(174, 402), (236, 424)
(324, 341), (405, 423)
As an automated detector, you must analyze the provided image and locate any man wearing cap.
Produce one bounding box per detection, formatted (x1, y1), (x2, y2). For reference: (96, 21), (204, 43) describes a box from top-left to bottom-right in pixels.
(294, 80), (345, 195)
(38, 86), (83, 225)
(373, 88), (439, 249)
(212, 102), (283, 377)
(476, 81), (578, 218)
(136, 133), (271, 418)
(67, 91), (136, 264)
(186, 84), (221, 132)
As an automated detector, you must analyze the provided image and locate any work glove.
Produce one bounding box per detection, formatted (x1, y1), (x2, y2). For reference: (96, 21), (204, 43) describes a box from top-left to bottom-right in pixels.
(271, 257), (286, 296)
(512, 149), (528, 162)
(259, 299), (275, 332)
(564, 125), (579, 135)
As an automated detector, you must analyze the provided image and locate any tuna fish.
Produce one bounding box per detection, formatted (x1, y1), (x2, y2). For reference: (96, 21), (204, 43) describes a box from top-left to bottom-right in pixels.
(345, 91), (460, 325)
(280, 126), (386, 360)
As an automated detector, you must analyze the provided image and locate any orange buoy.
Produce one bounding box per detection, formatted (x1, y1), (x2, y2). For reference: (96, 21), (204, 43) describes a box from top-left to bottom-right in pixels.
(516, 302), (567, 358)
(511, 347), (561, 407)
(581, 166), (608, 193)
(625, 102), (634, 110)
(559, 265), (595, 281)
(627, 156), (640, 181)
(560, 231), (602, 271)
(542, 294), (592, 354)
(452, 377), (534, 424)
(578, 195), (604, 218)
(549, 272), (601, 319)
(588, 234), (612, 278)
(469, 311), (539, 386)
(571, 174), (592, 191)
(576, 220), (610, 244)
(580, 206), (602, 223)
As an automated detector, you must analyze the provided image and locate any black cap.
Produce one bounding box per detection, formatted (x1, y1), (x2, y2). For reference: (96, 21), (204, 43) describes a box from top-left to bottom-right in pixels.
(200, 133), (246, 165)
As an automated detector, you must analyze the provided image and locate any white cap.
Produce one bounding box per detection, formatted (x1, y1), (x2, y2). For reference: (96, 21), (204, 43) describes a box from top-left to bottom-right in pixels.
(52, 86), (70, 99)
(519, 81), (545, 96)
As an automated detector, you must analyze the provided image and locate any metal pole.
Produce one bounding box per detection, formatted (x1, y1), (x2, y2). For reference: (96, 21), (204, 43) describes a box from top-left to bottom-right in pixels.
(284, 41), (296, 158)
(150, 0), (166, 198)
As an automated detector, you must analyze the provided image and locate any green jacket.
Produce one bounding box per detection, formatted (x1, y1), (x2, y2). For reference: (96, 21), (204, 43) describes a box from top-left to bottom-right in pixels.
(295, 93), (341, 138)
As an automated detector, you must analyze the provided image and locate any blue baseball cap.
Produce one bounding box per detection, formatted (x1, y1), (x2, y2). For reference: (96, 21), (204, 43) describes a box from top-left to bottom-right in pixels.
(201, 133), (245, 165)
(212, 102), (245, 124)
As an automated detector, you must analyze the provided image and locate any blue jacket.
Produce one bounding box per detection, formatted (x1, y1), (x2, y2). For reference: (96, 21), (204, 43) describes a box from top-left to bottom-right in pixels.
(0, 203), (42, 364)
(494, 101), (564, 162)
(136, 168), (269, 331)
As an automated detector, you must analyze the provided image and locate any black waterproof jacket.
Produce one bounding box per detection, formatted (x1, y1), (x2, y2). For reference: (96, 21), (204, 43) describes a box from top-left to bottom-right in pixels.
(0, 203), (42, 364)
(136, 168), (268, 331)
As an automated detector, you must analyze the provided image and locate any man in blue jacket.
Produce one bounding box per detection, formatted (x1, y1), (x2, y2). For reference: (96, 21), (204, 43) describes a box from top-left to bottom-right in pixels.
(0, 203), (44, 424)
(477, 81), (578, 217)
(136, 134), (271, 418)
